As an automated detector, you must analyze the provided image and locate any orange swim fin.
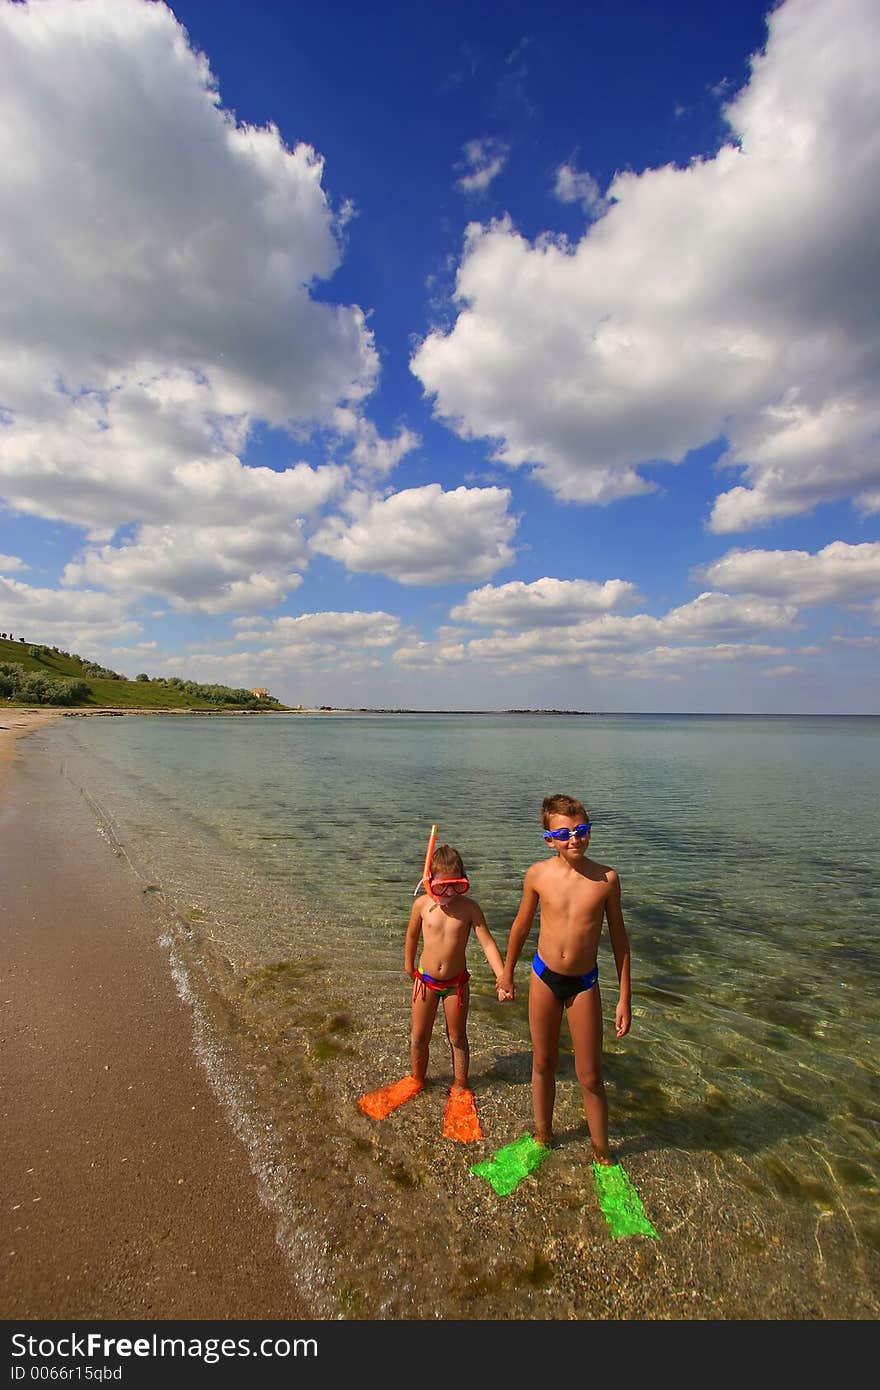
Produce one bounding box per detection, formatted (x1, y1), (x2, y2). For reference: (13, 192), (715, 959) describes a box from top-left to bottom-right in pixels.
(442, 1085), (483, 1142)
(357, 1074), (423, 1120)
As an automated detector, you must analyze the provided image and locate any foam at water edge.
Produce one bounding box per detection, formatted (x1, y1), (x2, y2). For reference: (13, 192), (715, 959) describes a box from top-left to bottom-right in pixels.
(158, 928), (339, 1317)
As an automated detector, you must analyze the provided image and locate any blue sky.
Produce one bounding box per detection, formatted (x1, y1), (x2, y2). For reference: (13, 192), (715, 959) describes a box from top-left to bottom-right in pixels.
(1, 0), (878, 711)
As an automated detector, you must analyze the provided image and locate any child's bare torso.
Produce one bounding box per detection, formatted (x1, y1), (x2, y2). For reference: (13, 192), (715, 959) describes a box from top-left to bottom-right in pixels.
(533, 856), (614, 974)
(418, 896), (479, 978)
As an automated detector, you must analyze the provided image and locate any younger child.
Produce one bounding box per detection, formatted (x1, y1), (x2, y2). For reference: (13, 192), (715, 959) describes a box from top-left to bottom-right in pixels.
(498, 794), (631, 1162)
(404, 843), (508, 1092)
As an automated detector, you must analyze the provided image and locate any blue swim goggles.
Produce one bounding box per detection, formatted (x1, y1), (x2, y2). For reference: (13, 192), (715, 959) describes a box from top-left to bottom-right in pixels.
(543, 822), (592, 842)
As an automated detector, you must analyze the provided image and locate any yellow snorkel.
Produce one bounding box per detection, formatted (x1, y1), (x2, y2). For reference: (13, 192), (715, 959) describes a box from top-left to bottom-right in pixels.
(414, 822), (437, 897)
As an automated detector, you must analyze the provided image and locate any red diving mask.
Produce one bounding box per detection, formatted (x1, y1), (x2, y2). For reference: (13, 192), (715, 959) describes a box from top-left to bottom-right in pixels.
(426, 874), (469, 904)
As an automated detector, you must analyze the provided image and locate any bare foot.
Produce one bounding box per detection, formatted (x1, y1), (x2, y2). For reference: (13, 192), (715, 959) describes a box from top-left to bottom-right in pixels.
(533, 1129), (552, 1147)
(591, 1142), (615, 1166)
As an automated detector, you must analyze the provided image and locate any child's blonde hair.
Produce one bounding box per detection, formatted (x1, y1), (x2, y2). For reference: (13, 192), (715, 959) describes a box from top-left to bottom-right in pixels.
(541, 793), (588, 828)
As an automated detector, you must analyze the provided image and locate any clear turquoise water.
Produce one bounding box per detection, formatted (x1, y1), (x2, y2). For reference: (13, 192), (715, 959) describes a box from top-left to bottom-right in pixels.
(51, 712), (880, 1316)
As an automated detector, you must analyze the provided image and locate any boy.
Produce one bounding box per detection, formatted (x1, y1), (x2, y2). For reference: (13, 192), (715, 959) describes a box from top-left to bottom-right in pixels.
(498, 794), (631, 1163)
(404, 843), (509, 1092)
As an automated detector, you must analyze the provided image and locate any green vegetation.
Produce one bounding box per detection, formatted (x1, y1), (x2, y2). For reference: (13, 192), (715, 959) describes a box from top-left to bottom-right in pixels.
(0, 661), (89, 705)
(0, 635), (286, 710)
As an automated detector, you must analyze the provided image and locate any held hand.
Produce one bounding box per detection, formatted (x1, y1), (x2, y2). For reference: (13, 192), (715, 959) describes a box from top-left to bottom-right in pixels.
(496, 972), (515, 1002)
(615, 998), (632, 1037)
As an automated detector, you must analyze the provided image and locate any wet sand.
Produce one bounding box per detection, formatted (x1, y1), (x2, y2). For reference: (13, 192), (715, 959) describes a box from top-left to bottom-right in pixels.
(0, 713), (307, 1318)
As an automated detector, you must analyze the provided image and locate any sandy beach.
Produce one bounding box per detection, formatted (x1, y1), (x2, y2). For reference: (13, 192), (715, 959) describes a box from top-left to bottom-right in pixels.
(0, 712), (306, 1318)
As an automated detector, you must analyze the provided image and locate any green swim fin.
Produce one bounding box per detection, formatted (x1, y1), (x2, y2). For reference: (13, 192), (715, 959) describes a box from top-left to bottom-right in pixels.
(592, 1161), (659, 1239)
(471, 1133), (551, 1195)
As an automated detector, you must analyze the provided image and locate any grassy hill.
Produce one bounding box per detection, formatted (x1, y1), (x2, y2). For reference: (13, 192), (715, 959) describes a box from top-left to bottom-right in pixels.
(0, 635), (285, 709)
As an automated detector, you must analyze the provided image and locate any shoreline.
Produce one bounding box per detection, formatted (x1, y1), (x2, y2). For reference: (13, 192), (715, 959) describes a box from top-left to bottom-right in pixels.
(0, 709), (62, 789)
(6, 705), (878, 722)
(2, 705), (343, 720)
(0, 718), (307, 1318)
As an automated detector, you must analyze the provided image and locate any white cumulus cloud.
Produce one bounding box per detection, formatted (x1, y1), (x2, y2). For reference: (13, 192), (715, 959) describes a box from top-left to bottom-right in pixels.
(312, 484), (517, 585)
(159, 609), (403, 689)
(0, 0), (375, 426)
(399, 584), (799, 675)
(553, 162), (606, 217)
(393, 640), (468, 669)
(0, 575), (140, 646)
(232, 610), (402, 647)
(63, 520), (313, 614)
(451, 576), (638, 627)
(331, 408), (420, 476)
(659, 591), (796, 638)
(703, 540), (880, 606)
(0, 0), (382, 610)
(412, 0), (880, 525)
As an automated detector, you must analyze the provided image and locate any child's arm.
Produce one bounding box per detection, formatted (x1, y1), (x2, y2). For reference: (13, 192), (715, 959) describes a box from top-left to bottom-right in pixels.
(605, 871), (632, 1037)
(498, 867), (540, 1000)
(404, 899), (423, 979)
(471, 908), (507, 998)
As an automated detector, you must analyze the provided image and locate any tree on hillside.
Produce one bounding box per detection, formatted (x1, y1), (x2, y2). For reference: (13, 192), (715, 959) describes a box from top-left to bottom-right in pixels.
(0, 663), (90, 705)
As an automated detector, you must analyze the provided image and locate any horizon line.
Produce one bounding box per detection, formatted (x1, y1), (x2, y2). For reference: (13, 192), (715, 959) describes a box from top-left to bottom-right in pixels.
(334, 707), (879, 718)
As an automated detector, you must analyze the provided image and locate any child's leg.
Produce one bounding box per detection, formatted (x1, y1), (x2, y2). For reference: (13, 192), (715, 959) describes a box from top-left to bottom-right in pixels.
(410, 988), (441, 1082)
(566, 985), (612, 1163)
(441, 984), (470, 1089)
(528, 970), (564, 1144)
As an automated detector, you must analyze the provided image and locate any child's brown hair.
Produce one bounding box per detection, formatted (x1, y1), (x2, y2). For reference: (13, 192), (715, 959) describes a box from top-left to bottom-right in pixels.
(431, 843), (465, 876)
(541, 793), (588, 828)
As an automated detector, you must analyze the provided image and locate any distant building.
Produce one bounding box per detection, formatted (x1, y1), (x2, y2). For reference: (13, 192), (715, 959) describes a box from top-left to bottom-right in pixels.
(251, 687), (270, 700)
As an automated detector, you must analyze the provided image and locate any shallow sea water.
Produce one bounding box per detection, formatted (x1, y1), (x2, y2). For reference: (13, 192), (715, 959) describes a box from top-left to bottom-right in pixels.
(49, 712), (880, 1318)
